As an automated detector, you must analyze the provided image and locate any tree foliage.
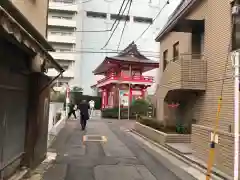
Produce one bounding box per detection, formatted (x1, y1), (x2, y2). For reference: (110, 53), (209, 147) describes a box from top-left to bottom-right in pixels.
(71, 86), (83, 92)
(50, 91), (66, 102)
(131, 99), (149, 116)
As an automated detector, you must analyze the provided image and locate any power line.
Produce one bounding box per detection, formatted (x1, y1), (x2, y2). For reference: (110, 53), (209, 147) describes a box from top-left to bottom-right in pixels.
(74, 0), (127, 33)
(152, 76), (235, 101)
(54, 48), (161, 56)
(49, 0), (127, 33)
(77, 47), (160, 54)
(48, 0), (94, 7)
(158, 76), (234, 88)
(117, 0), (132, 51)
(101, 0), (131, 49)
(134, 0), (169, 43)
(55, 50), (160, 58)
(49, 0), (162, 7)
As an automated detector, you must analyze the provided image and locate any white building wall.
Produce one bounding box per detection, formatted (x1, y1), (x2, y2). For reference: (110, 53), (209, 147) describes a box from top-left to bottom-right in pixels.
(47, 0), (78, 86)
(75, 0), (181, 95)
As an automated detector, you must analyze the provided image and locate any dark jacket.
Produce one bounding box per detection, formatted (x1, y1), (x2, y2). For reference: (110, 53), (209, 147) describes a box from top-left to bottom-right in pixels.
(79, 102), (90, 120)
(69, 103), (74, 111)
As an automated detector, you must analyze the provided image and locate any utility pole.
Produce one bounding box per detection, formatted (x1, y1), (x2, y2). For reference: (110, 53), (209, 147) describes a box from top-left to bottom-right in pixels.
(128, 65), (132, 120)
(231, 3), (240, 179)
(232, 50), (240, 180)
(118, 87), (121, 120)
(66, 83), (70, 117)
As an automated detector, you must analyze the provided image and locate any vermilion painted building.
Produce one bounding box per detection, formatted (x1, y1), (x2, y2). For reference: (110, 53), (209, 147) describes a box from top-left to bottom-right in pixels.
(92, 42), (159, 109)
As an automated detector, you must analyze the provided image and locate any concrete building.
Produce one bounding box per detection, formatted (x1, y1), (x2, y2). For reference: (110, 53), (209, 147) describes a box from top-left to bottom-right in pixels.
(77, 0), (173, 95)
(155, 0), (239, 177)
(46, 0), (77, 87)
(0, 0), (62, 178)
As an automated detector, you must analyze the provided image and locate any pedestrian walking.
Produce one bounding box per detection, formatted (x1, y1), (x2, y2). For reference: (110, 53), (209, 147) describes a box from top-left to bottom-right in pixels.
(79, 100), (90, 130)
(89, 100), (95, 119)
(68, 101), (77, 119)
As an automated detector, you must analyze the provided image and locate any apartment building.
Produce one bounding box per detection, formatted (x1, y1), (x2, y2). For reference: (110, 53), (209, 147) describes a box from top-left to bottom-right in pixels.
(0, 0), (62, 178)
(155, 0), (239, 177)
(47, 0), (78, 88)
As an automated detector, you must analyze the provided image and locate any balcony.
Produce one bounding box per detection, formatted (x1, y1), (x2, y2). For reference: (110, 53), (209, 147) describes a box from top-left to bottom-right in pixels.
(48, 18), (76, 28)
(160, 53), (207, 91)
(49, 1), (78, 12)
(48, 34), (76, 44)
(96, 74), (154, 88)
(49, 51), (75, 61)
(47, 68), (74, 78)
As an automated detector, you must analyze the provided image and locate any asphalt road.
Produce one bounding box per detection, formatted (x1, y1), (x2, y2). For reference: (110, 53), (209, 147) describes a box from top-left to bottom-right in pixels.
(44, 119), (182, 180)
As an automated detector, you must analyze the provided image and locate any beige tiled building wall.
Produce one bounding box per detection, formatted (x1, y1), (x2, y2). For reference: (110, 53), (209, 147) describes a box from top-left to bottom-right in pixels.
(11, 0), (49, 37)
(156, 0), (237, 177)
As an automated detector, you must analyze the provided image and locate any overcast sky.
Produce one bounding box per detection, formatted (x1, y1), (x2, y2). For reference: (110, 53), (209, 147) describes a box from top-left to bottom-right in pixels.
(140, 0), (182, 94)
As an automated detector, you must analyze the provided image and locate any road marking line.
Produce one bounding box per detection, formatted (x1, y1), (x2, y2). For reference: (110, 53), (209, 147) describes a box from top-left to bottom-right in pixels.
(83, 135), (108, 142)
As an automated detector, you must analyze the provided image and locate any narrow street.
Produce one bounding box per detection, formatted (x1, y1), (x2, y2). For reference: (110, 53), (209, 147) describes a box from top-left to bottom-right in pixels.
(44, 119), (183, 180)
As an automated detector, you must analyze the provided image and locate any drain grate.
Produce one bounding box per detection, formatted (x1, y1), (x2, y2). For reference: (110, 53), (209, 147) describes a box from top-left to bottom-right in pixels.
(83, 135), (107, 142)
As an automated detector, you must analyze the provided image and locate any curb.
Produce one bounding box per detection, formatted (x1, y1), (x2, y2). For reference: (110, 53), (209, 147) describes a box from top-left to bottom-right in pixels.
(8, 168), (29, 180)
(20, 152), (57, 180)
(129, 129), (229, 180)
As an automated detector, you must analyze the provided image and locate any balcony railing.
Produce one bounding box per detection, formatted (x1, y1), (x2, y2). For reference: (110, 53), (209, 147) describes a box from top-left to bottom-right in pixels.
(160, 53), (207, 91)
(49, 52), (75, 61)
(48, 34), (76, 44)
(97, 74), (154, 84)
(49, 1), (78, 12)
(48, 18), (76, 28)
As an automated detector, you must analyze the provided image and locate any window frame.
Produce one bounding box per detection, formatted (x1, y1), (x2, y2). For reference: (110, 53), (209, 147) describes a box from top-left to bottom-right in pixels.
(232, 12), (240, 50)
(163, 50), (168, 71)
(173, 42), (180, 61)
(133, 16), (153, 24)
(110, 14), (130, 21)
(86, 11), (107, 19)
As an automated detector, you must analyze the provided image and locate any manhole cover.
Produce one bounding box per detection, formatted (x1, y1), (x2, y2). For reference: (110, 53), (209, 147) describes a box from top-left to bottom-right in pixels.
(83, 135), (107, 142)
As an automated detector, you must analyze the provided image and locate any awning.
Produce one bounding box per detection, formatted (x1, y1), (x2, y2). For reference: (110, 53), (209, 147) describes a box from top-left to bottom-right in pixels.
(0, 5), (64, 73)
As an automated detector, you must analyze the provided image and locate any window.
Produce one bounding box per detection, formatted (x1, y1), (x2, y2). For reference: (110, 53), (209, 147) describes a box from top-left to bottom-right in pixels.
(63, 16), (72, 20)
(232, 12), (240, 50)
(52, 0), (75, 4)
(133, 16), (153, 24)
(163, 50), (168, 71)
(86, 11), (107, 19)
(132, 71), (140, 76)
(173, 42), (179, 60)
(55, 49), (72, 52)
(52, 32), (73, 35)
(110, 14), (130, 21)
(48, 27), (75, 32)
(50, 31), (59, 35)
(53, 46), (73, 52)
(51, 15), (72, 20)
(121, 70), (130, 77)
(52, 15), (61, 19)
